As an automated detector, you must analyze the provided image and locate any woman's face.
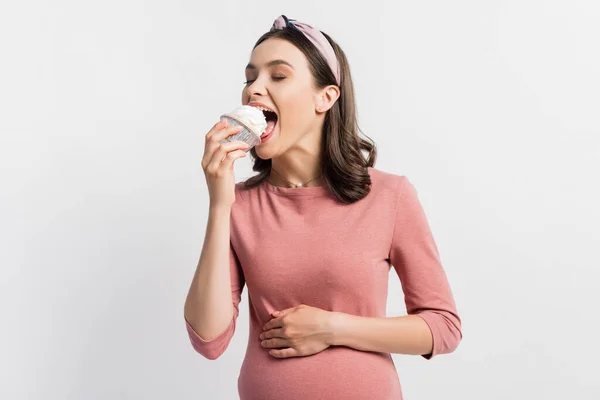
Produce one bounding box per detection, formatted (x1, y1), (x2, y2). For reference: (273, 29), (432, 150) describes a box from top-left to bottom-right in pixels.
(241, 38), (323, 158)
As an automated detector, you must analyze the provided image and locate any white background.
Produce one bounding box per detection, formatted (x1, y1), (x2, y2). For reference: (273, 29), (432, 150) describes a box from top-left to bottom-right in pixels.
(1, 1), (599, 399)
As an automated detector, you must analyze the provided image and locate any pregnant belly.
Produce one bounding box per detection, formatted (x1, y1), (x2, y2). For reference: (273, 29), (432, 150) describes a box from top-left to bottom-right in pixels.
(237, 341), (403, 400)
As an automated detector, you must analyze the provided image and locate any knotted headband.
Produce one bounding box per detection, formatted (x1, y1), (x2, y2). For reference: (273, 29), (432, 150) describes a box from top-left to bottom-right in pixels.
(270, 15), (340, 86)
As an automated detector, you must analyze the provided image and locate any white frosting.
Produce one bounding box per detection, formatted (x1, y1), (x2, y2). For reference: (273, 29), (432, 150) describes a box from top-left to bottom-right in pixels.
(223, 105), (267, 137)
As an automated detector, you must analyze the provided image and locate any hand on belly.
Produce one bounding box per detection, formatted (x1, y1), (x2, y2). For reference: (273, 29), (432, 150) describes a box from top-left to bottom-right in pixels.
(259, 304), (336, 359)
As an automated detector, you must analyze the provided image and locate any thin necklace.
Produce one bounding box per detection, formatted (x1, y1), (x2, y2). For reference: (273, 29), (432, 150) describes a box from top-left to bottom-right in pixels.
(268, 167), (322, 188)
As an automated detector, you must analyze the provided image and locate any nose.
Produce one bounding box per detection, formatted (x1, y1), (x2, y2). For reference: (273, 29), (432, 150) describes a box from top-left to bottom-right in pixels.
(243, 85), (263, 105)
(246, 76), (267, 97)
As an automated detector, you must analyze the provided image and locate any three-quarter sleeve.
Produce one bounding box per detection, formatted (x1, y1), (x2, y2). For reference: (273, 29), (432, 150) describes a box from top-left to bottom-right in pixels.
(388, 176), (462, 360)
(185, 241), (245, 360)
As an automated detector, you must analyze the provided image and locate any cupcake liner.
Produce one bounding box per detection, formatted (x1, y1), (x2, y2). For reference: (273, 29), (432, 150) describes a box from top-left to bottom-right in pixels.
(219, 115), (262, 151)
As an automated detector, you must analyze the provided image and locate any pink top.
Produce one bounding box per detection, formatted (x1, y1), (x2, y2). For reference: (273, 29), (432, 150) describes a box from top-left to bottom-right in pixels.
(185, 167), (462, 400)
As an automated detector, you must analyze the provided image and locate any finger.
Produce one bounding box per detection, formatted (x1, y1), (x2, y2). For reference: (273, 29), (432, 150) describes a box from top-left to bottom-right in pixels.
(202, 125), (244, 167)
(211, 140), (250, 164)
(204, 119), (228, 142)
(269, 348), (298, 358)
(263, 316), (284, 331)
(219, 148), (248, 170)
(273, 307), (294, 316)
(206, 119), (227, 139)
(260, 328), (284, 340)
(202, 121), (225, 149)
(206, 141), (250, 172)
(208, 123), (244, 144)
(203, 120), (230, 151)
(261, 338), (289, 349)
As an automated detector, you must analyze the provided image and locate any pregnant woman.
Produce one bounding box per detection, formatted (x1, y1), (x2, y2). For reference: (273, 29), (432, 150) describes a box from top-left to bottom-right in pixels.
(184, 14), (463, 400)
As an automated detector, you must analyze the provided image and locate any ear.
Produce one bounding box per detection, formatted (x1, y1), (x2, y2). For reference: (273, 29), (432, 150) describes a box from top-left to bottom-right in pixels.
(315, 84), (340, 113)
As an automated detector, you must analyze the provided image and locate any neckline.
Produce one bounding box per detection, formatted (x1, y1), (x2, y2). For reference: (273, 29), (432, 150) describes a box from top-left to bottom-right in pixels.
(260, 177), (332, 197)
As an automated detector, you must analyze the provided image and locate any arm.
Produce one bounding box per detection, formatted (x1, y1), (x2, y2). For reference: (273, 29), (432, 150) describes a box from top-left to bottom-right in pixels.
(183, 203), (245, 360)
(329, 313), (434, 356)
(330, 176), (462, 359)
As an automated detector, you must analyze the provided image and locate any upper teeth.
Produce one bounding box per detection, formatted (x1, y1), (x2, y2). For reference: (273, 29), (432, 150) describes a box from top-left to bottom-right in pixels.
(254, 105), (275, 114)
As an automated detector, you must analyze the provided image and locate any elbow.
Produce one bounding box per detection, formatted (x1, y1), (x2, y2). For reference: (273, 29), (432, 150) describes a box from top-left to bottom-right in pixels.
(184, 316), (235, 361)
(417, 310), (462, 359)
(189, 341), (227, 360)
(438, 311), (463, 354)
(443, 320), (463, 354)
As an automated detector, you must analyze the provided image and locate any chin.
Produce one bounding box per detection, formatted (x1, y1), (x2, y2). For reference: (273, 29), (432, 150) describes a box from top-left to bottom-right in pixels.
(254, 146), (276, 160)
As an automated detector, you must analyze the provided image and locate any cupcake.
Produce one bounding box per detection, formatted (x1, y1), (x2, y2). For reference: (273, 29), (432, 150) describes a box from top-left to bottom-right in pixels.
(219, 105), (267, 150)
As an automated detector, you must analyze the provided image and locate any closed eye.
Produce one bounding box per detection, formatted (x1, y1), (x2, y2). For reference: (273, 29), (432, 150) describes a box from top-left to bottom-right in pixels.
(243, 76), (286, 85)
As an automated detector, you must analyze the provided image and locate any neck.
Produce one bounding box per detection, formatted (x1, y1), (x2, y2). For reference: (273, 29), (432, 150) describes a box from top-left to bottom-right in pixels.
(267, 125), (325, 188)
(268, 157), (323, 188)
(268, 172), (323, 188)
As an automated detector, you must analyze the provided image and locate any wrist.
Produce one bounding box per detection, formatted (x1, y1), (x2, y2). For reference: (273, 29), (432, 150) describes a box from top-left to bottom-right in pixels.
(327, 311), (349, 346)
(209, 203), (232, 214)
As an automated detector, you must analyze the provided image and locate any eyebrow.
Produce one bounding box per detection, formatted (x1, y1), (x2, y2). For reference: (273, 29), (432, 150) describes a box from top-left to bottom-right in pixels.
(245, 59), (295, 71)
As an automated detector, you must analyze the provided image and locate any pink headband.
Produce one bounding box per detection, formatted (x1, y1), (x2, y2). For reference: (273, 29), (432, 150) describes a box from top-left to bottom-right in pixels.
(270, 15), (340, 86)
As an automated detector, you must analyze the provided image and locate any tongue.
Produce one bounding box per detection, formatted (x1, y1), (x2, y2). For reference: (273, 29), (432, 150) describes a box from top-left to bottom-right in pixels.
(262, 120), (276, 137)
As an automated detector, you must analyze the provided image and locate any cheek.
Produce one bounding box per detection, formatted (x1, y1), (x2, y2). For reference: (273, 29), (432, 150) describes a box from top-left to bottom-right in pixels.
(279, 105), (312, 138)
(241, 88), (249, 104)
(280, 92), (315, 127)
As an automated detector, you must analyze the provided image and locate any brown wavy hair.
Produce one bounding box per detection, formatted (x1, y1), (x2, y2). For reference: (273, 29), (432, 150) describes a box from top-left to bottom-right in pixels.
(242, 25), (377, 204)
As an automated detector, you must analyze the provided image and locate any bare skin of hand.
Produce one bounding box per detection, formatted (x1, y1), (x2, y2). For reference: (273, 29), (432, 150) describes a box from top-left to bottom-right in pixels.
(259, 304), (336, 359)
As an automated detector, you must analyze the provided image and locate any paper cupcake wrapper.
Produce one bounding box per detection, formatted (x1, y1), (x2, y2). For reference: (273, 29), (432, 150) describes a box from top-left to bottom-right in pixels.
(219, 115), (262, 150)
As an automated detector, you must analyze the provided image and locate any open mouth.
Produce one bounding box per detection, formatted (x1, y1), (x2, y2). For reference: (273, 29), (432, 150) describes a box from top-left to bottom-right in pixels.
(261, 109), (278, 138)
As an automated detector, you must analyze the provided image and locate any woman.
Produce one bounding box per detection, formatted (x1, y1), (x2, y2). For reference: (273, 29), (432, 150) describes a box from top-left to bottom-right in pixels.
(184, 15), (462, 400)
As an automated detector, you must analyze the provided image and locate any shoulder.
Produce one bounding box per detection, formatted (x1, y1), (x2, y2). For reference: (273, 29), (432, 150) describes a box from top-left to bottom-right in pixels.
(234, 178), (262, 205)
(367, 166), (410, 195)
(362, 167), (414, 216)
(234, 180), (249, 204)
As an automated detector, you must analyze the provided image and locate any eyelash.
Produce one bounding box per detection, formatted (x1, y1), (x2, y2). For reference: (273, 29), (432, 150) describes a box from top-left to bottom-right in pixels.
(243, 76), (286, 85)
